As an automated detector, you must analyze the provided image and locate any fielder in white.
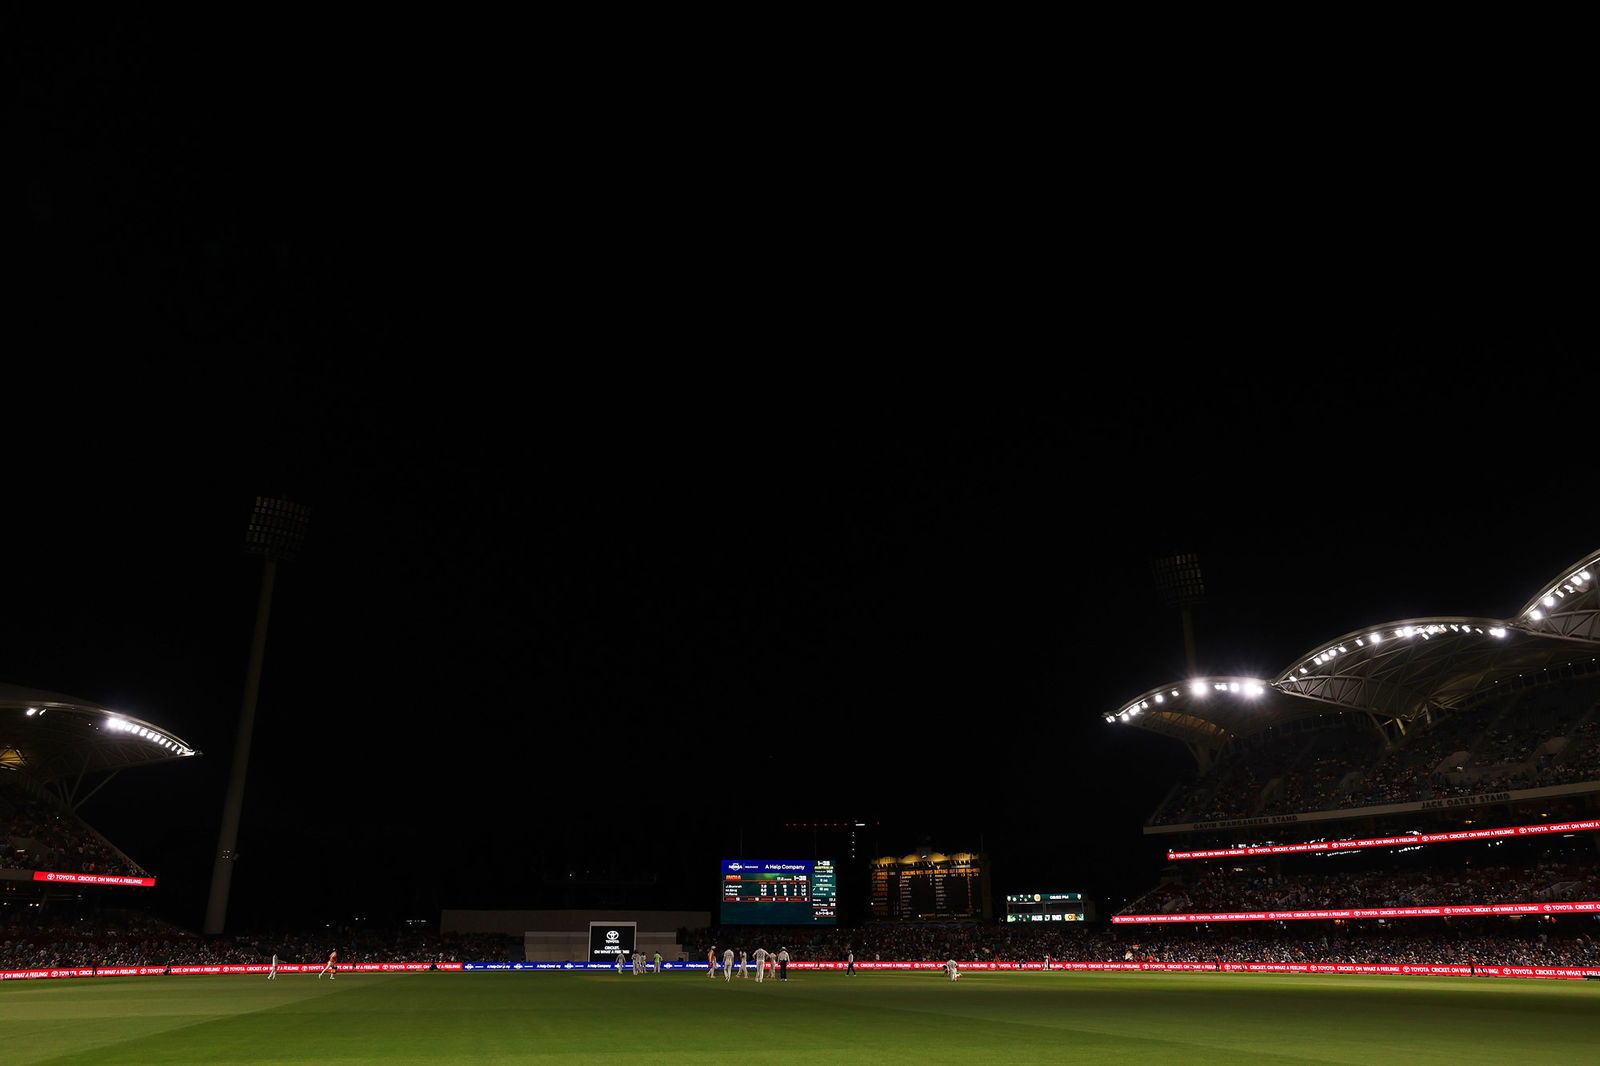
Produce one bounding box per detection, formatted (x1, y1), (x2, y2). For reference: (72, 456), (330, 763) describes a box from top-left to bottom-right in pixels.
(753, 946), (767, 982)
(945, 959), (960, 981)
(723, 948), (734, 981)
(267, 953), (278, 980)
(739, 949), (748, 978)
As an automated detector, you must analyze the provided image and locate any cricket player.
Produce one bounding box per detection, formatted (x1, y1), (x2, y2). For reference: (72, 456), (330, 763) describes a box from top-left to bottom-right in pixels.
(268, 953), (278, 980)
(707, 946), (717, 978)
(723, 948), (734, 981)
(653, 951), (662, 973)
(753, 946), (768, 983)
(739, 949), (748, 978)
(945, 959), (960, 981)
(318, 949), (338, 979)
(616, 951), (626, 975)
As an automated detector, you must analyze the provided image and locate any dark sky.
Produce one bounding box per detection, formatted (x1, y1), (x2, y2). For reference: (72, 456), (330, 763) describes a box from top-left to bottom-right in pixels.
(5, 16), (1592, 932)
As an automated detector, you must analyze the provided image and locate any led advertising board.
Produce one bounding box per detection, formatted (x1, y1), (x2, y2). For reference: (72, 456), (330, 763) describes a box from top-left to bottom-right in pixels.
(720, 859), (837, 925)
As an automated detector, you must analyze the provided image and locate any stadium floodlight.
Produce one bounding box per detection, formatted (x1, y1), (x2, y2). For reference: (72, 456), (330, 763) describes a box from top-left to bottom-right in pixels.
(204, 496), (310, 936)
(1151, 553), (1205, 677)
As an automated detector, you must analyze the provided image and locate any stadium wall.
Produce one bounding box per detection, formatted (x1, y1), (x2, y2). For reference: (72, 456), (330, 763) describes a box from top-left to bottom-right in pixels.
(439, 909), (707, 962)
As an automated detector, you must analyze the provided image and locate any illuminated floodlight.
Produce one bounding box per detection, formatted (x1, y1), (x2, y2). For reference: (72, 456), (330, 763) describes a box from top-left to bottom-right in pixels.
(1530, 609), (1543, 621)
(1299, 667), (1307, 674)
(1155, 694), (1165, 704)
(1369, 632), (1381, 644)
(1228, 682), (1240, 693)
(1544, 595), (1557, 607)
(1489, 627), (1507, 638)
(1191, 682), (1207, 697)
(1169, 689), (1179, 697)
(1244, 683), (1264, 698)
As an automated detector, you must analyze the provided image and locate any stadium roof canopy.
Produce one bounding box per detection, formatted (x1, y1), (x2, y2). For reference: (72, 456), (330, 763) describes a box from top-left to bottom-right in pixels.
(0, 683), (199, 797)
(1105, 547), (1600, 757)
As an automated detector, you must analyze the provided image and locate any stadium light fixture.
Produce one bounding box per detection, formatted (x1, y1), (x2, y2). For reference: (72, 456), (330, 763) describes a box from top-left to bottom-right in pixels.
(1151, 552), (1205, 676)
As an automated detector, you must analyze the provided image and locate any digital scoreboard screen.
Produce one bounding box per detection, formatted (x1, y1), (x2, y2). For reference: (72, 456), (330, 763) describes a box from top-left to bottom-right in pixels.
(1005, 892), (1086, 923)
(720, 859), (837, 925)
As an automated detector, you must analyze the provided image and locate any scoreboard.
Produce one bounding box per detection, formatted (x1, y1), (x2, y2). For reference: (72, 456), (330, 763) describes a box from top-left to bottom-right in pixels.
(719, 859), (837, 925)
(1004, 892), (1086, 923)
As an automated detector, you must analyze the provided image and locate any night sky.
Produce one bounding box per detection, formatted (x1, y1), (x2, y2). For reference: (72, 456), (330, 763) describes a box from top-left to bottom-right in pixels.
(6, 17), (1590, 932)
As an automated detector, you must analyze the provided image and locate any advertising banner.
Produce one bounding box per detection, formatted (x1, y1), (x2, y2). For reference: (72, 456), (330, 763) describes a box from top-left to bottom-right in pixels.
(1113, 901), (1600, 924)
(31, 871), (157, 887)
(6, 959), (1599, 981)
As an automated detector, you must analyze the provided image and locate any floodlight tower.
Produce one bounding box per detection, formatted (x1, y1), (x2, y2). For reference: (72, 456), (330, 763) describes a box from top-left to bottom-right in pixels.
(1151, 552), (1205, 677)
(204, 497), (310, 935)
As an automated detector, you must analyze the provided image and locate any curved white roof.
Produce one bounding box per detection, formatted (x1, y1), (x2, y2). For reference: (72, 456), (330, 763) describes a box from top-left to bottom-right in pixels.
(1516, 548), (1600, 643)
(0, 683), (199, 783)
(1106, 546), (1600, 746)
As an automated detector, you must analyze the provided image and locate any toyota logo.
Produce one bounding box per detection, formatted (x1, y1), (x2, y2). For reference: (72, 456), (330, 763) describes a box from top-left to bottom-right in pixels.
(606, 931), (619, 942)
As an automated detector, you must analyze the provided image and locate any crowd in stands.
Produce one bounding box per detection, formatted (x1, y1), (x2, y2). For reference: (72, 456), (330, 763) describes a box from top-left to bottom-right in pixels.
(1261, 729), (1377, 816)
(682, 922), (1600, 969)
(1118, 858), (1600, 916)
(0, 907), (519, 971)
(0, 787), (149, 878)
(7, 903), (1600, 972)
(1150, 687), (1600, 825)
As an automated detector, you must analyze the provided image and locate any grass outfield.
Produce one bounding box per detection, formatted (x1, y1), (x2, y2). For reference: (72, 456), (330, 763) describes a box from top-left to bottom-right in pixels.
(5, 970), (1600, 1065)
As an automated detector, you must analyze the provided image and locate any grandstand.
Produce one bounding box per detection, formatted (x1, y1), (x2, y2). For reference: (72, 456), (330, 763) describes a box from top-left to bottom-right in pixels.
(1106, 547), (1600, 947)
(1, 683), (198, 890)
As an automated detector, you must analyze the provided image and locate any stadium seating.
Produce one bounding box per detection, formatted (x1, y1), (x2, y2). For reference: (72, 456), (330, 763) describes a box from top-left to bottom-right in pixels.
(0, 785), (150, 879)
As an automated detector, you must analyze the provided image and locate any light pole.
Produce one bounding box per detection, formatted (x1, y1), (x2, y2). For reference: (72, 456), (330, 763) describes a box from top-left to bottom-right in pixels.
(1151, 552), (1205, 677)
(204, 496), (309, 935)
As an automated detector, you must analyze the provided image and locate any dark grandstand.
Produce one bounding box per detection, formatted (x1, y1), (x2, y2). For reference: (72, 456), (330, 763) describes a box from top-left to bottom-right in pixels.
(1102, 547), (1600, 956)
(9, 550), (1600, 975)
